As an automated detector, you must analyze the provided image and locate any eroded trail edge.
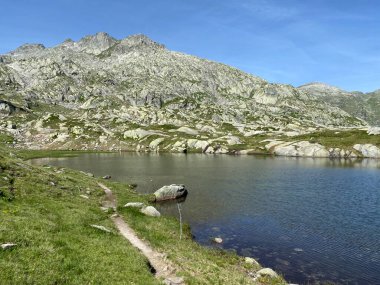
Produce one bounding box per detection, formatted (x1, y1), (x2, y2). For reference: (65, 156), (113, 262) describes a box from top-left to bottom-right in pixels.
(97, 183), (184, 285)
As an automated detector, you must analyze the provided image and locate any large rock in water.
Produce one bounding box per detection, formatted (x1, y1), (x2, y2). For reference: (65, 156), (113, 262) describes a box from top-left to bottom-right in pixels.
(154, 184), (188, 201)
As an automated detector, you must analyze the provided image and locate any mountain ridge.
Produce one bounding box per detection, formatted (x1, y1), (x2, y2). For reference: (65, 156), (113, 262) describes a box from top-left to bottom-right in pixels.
(0, 32), (379, 157)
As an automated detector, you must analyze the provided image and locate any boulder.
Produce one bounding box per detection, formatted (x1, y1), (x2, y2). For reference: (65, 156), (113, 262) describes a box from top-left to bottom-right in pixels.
(154, 184), (188, 201)
(245, 257), (260, 266)
(257, 268), (278, 278)
(177, 126), (199, 135)
(140, 206), (161, 217)
(149, 138), (165, 151)
(187, 139), (209, 152)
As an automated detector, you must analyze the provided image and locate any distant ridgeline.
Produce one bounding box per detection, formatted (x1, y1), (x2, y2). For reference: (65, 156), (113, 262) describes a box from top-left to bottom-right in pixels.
(0, 32), (379, 157)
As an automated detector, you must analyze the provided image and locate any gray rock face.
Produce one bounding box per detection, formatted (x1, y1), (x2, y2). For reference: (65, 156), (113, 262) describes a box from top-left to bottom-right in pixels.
(353, 144), (380, 158)
(154, 184), (188, 201)
(10, 43), (46, 56)
(140, 206), (161, 217)
(299, 82), (380, 126)
(268, 141), (330, 157)
(368, 127), (380, 135)
(266, 140), (360, 158)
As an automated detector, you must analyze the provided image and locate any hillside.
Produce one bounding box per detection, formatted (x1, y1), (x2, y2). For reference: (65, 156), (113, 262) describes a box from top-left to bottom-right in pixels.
(298, 82), (380, 125)
(0, 32), (379, 157)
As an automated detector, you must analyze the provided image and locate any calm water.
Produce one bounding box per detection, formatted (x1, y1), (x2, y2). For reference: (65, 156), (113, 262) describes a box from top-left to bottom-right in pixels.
(31, 153), (380, 285)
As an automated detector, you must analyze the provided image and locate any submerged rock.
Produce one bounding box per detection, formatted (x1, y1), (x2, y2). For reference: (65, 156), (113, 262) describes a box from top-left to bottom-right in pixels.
(154, 184), (188, 201)
(213, 237), (223, 244)
(140, 206), (161, 217)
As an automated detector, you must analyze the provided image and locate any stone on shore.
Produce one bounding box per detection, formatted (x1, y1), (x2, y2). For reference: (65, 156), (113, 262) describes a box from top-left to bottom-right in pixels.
(154, 184), (188, 201)
(124, 202), (145, 208)
(164, 276), (185, 285)
(90, 224), (111, 233)
(140, 206), (161, 217)
(256, 268), (278, 278)
(245, 257), (260, 266)
(1, 243), (17, 250)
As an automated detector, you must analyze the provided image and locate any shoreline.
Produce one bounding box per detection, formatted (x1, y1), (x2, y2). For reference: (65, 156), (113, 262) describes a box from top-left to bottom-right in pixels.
(0, 145), (287, 284)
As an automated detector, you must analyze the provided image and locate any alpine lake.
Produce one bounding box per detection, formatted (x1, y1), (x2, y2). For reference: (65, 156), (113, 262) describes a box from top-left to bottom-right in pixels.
(30, 153), (380, 285)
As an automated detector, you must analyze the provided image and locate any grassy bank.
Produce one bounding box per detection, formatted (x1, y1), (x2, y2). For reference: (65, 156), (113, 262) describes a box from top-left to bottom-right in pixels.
(0, 146), (286, 284)
(288, 129), (380, 149)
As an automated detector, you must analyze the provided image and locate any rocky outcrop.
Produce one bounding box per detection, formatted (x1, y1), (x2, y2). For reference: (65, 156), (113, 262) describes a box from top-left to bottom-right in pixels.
(267, 141), (330, 157)
(266, 140), (360, 158)
(368, 127), (380, 135)
(353, 144), (380, 158)
(154, 184), (188, 201)
(299, 82), (380, 126)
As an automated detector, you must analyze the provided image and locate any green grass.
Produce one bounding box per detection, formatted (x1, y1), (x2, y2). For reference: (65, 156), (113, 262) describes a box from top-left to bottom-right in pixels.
(0, 149), (159, 284)
(15, 149), (106, 160)
(289, 129), (380, 149)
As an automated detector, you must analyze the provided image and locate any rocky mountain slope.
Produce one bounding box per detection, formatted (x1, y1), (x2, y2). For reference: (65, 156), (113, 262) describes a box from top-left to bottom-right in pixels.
(298, 82), (380, 125)
(0, 32), (379, 157)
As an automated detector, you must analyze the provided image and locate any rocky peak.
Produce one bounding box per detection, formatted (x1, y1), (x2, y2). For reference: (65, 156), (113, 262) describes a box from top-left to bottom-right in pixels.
(9, 43), (46, 56)
(75, 32), (118, 55)
(298, 82), (352, 97)
(116, 34), (165, 52)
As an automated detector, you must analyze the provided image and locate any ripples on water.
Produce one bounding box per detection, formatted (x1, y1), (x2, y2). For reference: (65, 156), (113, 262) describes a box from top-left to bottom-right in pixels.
(31, 154), (380, 284)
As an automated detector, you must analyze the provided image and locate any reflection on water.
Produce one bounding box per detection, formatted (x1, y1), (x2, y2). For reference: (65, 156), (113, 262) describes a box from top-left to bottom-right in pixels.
(30, 153), (380, 285)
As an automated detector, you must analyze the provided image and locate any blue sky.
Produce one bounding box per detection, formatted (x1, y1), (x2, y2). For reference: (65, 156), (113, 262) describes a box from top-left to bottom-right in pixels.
(0, 0), (379, 92)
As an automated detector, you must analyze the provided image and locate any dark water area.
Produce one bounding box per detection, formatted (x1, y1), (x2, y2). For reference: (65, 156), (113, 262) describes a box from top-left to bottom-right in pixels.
(30, 153), (380, 285)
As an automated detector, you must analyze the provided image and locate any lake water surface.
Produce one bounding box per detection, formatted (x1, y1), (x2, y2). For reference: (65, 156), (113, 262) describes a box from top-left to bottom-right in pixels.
(31, 153), (380, 284)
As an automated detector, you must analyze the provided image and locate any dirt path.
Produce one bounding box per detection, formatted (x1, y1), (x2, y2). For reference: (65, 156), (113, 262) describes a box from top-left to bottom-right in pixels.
(97, 183), (184, 285)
